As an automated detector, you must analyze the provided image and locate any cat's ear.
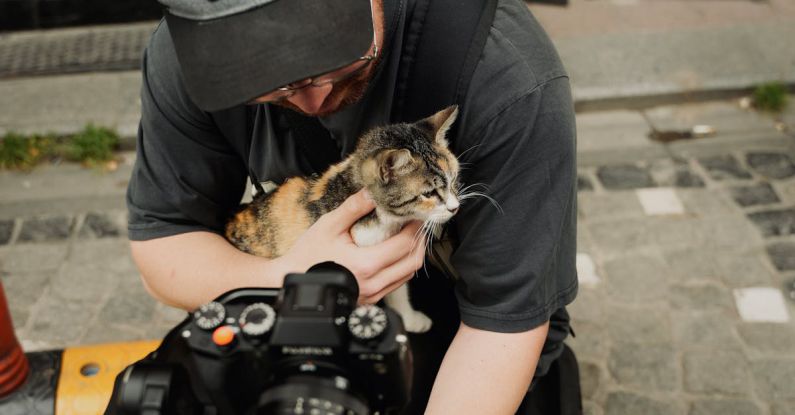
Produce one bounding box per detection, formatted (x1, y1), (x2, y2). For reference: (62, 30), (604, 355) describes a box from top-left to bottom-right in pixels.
(425, 105), (459, 147)
(378, 149), (415, 184)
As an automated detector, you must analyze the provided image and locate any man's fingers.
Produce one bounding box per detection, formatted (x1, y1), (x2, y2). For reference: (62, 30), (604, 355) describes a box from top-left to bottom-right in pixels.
(322, 189), (376, 234)
(359, 237), (427, 302)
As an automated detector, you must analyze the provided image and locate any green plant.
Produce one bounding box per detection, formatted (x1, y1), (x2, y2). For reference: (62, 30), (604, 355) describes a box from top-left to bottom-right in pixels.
(0, 132), (41, 169)
(753, 82), (789, 113)
(66, 124), (119, 165)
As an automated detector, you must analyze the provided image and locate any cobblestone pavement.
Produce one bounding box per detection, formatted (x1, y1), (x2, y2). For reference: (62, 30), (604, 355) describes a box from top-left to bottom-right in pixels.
(2, 98), (795, 413)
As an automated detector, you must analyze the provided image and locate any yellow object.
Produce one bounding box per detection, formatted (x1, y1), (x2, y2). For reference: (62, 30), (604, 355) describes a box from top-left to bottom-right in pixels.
(55, 340), (160, 415)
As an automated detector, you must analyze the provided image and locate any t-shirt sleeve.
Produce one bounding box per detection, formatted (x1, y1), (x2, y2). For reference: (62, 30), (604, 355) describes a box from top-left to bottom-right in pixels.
(126, 22), (248, 241)
(451, 76), (578, 333)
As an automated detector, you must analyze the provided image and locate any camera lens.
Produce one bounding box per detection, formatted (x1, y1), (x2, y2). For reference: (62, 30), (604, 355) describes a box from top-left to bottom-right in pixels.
(255, 375), (369, 415)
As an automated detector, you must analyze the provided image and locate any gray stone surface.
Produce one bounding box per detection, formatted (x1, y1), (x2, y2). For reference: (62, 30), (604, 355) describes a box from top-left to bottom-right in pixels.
(596, 164), (656, 190)
(649, 159), (705, 188)
(737, 323), (795, 355)
(0, 220), (13, 245)
(79, 211), (126, 239)
(578, 192), (646, 222)
(672, 311), (743, 351)
(644, 101), (779, 138)
(767, 242), (795, 271)
(605, 392), (682, 415)
(579, 360), (601, 399)
(689, 399), (761, 415)
(669, 283), (733, 311)
(0, 243), (69, 273)
(578, 175), (594, 191)
(605, 305), (672, 345)
(683, 351), (751, 395)
(603, 254), (669, 305)
(771, 401), (795, 415)
(751, 359), (795, 400)
(729, 182), (780, 207)
(746, 152), (795, 180)
(608, 343), (679, 391)
(747, 208), (795, 237)
(17, 215), (74, 243)
(698, 155), (753, 181)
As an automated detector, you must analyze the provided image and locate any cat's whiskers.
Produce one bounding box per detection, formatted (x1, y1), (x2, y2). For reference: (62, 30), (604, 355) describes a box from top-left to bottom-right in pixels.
(458, 182), (503, 214)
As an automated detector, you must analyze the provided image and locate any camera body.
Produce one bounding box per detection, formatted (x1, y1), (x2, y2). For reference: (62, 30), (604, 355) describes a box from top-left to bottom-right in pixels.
(107, 263), (412, 415)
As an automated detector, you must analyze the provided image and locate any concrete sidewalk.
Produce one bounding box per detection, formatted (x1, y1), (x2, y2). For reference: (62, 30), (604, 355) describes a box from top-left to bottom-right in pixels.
(1, 0), (794, 138)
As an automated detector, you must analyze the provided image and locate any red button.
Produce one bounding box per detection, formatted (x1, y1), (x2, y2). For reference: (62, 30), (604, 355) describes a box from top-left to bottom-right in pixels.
(212, 326), (236, 346)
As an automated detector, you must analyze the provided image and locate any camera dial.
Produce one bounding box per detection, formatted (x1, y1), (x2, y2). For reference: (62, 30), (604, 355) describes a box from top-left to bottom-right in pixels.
(348, 305), (388, 340)
(194, 301), (225, 330)
(239, 302), (277, 336)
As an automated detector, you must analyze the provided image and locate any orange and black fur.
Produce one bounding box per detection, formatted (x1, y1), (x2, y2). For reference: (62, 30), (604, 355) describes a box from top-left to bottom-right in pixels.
(225, 106), (462, 332)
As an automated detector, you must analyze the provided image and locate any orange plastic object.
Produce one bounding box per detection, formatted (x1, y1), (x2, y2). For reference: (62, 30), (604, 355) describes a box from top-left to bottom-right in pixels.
(0, 282), (28, 397)
(55, 340), (160, 415)
(212, 326), (236, 346)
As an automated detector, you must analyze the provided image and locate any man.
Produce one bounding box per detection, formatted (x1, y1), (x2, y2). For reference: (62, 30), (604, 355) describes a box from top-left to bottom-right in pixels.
(127, 0), (578, 413)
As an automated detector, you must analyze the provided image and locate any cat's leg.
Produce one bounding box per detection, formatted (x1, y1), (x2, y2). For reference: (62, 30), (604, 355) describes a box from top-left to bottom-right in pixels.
(385, 284), (432, 333)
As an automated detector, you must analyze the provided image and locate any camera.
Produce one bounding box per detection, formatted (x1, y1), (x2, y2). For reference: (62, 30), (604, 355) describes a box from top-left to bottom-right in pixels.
(104, 262), (413, 415)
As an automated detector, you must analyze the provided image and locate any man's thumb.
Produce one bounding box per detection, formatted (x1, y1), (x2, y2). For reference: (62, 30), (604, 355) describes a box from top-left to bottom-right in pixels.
(325, 189), (376, 233)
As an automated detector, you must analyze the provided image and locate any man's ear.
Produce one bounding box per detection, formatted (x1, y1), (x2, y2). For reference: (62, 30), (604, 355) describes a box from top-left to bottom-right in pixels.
(378, 149), (415, 183)
(425, 105), (459, 147)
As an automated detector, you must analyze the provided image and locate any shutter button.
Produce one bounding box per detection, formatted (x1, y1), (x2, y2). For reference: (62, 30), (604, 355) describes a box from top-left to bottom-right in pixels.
(212, 325), (236, 347)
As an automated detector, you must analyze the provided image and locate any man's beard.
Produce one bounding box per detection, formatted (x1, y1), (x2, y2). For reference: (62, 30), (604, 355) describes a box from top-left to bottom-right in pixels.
(275, 55), (382, 118)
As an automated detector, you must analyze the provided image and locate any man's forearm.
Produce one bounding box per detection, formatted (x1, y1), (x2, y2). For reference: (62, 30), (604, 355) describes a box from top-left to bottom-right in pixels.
(131, 231), (293, 311)
(425, 321), (550, 414)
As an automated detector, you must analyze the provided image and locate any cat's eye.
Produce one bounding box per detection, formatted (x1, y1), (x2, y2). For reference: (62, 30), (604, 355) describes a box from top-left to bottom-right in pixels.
(422, 189), (438, 198)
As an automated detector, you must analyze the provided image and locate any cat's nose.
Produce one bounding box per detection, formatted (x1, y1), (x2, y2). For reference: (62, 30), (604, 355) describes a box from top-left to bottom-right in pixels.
(446, 198), (460, 214)
(448, 206), (459, 214)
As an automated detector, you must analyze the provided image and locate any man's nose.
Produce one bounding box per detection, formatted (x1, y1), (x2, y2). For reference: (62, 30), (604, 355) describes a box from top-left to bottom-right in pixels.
(286, 84), (333, 115)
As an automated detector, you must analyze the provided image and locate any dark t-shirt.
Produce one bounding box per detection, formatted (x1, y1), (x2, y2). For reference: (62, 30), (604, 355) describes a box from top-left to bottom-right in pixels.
(127, 0), (578, 377)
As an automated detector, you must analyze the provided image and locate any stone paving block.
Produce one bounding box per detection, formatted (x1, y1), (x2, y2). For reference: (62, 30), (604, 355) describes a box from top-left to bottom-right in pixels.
(79, 211), (126, 239)
(569, 284), (604, 326)
(154, 302), (189, 327)
(583, 401), (601, 415)
(579, 360), (601, 399)
(734, 287), (790, 323)
(576, 253), (601, 287)
(0, 219), (13, 245)
(50, 262), (118, 303)
(698, 155), (753, 181)
(751, 359), (795, 400)
(608, 343), (678, 391)
(729, 182), (780, 207)
(575, 110), (654, 153)
(0, 271), (53, 329)
(771, 401), (795, 415)
(605, 305), (672, 345)
(747, 208), (795, 237)
(0, 243), (68, 273)
(716, 252), (777, 288)
(603, 254), (669, 305)
(746, 152), (795, 180)
(636, 188), (686, 216)
(565, 321), (609, 361)
(649, 215), (761, 252)
(677, 188), (739, 216)
(605, 392), (683, 415)
(737, 323), (795, 354)
(27, 294), (99, 346)
(17, 215), (74, 243)
(68, 239), (139, 277)
(78, 323), (148, 345)
(683, 351), (751, 395)
(644, 101), (777, 138)
(689, 399), (762, 415)
(663, 248), (723, 283)
(670, 283), (733, 311)
(672, 311), (743, 351)
(578, 192), (646, 222)
(596, 164), (656, 190)
(772, 178), (795, 205)
(587, 219), (656, 256)
(767, 242), (795, 271)
(649, 158), (705, 188)
(98, 278), (158, 325)
(578, 175), (594, 191)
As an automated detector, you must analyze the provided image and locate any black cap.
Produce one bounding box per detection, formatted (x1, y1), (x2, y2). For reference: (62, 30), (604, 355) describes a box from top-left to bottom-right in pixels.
(160, 0), (374, 112)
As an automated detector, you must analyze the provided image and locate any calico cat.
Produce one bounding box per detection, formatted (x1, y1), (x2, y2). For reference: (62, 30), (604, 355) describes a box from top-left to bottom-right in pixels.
(225, 106), (461, 333)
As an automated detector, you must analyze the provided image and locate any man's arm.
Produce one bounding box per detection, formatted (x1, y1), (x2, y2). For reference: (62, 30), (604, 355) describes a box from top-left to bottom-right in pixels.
(426, 322), (549, 414)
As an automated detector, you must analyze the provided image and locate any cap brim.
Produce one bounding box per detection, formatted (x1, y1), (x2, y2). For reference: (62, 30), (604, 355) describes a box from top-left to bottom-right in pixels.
(165, 0), (373, 112)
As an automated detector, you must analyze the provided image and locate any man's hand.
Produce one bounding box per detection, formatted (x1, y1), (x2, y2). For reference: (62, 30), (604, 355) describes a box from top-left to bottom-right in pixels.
(276, 190), (427, 304)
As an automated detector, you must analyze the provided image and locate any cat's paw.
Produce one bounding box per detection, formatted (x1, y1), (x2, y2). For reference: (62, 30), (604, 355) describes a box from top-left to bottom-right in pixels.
(402, 310), (433, 333)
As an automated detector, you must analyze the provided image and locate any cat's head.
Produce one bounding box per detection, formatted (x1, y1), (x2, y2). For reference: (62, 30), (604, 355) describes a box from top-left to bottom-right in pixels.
(357, 106), (461, 224)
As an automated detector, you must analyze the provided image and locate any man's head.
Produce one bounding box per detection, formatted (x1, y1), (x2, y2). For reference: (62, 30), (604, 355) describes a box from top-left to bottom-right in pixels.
(160, 0), (384, 114)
